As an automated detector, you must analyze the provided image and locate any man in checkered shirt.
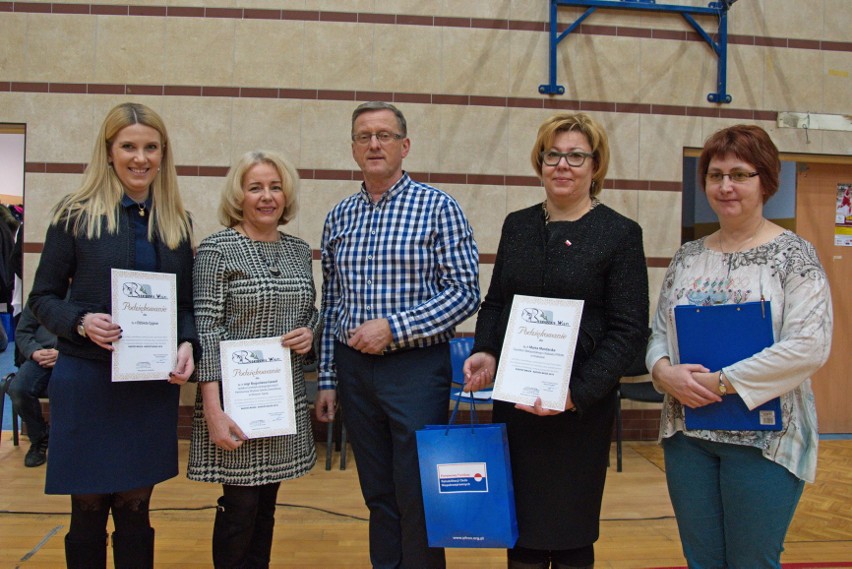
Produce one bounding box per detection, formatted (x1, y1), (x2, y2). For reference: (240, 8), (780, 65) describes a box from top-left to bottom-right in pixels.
(317, 101), (480, 569)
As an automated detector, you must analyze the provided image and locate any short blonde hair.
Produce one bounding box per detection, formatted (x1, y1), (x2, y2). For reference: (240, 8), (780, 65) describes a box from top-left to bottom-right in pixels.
(530, 112), (610, 197)
(219, 150), (300, 228)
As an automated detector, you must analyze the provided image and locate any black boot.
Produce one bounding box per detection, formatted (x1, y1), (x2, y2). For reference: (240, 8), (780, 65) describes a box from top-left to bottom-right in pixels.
(212, 496), (256, 568)
(24, 430), (49, 467)
(112, 526), (155, 569)
(244, 497), (276, 568)
(508, 560), (550, 569)
(551, 564), (593, 569)
(64, 532), (107, 569)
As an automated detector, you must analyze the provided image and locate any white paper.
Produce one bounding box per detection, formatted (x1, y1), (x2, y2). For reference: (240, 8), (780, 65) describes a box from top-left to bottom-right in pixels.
(492, 295), (583, 411)
(111, 269), (177, 382)
(220, 336), (296, 438)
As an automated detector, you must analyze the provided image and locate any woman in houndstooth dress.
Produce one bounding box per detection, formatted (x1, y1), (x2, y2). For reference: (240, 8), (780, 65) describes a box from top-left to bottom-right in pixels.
(188, 150), (319, 568)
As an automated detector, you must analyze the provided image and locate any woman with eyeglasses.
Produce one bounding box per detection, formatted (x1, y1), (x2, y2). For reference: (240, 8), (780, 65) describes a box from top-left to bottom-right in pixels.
(646, 124), (833, 569)
(463, 112), (649, 569)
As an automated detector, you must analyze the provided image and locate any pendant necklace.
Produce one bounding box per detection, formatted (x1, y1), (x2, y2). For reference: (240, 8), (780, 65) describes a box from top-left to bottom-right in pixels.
(719, 217), (765, 275)
(719, 218), (765, 254)
(264, 247), (282, 277)
(542, 198), (599, 225)
(237, 225), (281, 276)
(136, 202), (146, 217)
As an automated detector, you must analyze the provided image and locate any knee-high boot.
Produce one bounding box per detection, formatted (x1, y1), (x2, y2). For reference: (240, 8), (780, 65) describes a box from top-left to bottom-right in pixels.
(244, 498), (276, 568)
(64, 533), (107, 569)
(212, 496), (257, 569)
(112, 526), (155, 569)
(508, 560), (550, 569)
(551, 564), (593, 569)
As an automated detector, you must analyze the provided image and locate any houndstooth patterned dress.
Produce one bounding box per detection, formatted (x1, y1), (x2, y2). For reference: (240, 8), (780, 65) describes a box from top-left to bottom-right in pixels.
(188, 228), (318, 485)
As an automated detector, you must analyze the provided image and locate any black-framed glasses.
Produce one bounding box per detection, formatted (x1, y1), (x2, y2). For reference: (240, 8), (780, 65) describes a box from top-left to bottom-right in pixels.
(706, 171), (759, 184)
(540, 150), (593, 167)
(351, 131), (404, 145)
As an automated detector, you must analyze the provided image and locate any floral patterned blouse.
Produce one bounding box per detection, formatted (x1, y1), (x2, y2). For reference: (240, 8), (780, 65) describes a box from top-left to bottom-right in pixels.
(646, 230), (833, 482)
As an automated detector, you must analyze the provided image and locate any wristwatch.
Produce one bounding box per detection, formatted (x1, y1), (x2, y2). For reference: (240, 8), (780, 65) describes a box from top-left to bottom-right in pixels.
(77, 315), (88, 338)
(717, 371), (728, 396)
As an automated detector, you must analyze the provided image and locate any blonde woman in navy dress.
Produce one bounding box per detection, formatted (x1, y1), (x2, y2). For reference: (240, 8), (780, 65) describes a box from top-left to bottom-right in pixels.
(28, 102), (198, 569)
(188, 150), (318, 568)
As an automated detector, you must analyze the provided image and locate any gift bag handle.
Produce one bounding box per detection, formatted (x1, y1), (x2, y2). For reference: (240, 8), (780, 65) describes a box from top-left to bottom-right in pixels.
(446, 389), (478, 435)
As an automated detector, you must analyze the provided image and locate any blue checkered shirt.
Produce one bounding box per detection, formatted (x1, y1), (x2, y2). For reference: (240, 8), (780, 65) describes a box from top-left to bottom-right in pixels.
(318, 173), (480, 390)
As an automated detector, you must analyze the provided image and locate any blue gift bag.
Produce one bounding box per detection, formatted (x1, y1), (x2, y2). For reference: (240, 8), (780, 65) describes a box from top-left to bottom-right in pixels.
(415, 397), (518, 548)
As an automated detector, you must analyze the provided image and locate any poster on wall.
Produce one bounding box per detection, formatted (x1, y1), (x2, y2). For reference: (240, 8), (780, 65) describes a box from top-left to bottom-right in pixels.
(835, 183), (852, 247)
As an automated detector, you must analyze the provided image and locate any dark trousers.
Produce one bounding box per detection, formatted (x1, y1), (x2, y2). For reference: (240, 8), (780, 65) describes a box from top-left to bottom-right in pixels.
(335, 342), (450, 569)
(8, 359), (51, 442)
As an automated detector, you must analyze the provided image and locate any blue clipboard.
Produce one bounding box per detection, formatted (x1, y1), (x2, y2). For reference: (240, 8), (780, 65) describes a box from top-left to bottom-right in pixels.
(674, 301), (782, 431)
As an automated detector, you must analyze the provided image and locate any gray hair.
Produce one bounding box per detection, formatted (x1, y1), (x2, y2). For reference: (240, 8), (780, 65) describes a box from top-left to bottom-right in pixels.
(351, 101), (407, 137)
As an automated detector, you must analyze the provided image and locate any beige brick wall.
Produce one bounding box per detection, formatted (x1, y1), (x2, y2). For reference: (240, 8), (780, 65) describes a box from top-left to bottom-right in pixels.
(2, 0), (850, 342)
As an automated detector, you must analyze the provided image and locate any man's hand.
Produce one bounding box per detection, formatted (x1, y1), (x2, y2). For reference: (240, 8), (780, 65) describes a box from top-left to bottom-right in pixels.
(32, 348), (59, 368)
(347, 318), (393, 355)
(315, 389), (337, 423)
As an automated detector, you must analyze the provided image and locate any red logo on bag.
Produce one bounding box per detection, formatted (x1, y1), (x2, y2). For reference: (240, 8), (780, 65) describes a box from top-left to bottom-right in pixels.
(473, 473), (483, 482)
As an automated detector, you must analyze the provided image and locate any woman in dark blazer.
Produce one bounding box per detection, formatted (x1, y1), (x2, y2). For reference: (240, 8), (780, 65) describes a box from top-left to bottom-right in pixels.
(464, 113), (649, 569)
(28, 102), (198, 569)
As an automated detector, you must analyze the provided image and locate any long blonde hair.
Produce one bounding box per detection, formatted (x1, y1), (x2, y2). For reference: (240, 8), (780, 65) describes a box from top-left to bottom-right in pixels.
(51, 102), (192, 249)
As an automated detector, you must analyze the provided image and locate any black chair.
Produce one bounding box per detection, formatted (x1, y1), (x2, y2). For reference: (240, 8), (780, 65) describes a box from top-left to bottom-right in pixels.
(0, 372), (20, 447)
(303, 350), (347, 471)
(614, 350), (663, 473)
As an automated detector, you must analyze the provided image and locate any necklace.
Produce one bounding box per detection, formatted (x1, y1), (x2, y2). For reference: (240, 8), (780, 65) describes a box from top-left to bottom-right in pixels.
(235, 225), (282, 276)
(542, 198), (599, 224)
(719, 218), (765, 254)
(136, 202), (146, 217)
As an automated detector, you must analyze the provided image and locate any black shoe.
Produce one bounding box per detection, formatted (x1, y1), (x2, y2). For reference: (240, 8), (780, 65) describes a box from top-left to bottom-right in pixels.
(25, 435), (48, 467)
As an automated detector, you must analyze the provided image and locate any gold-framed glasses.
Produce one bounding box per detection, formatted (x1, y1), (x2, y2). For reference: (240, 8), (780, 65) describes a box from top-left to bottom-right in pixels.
(706, 171), (759, 184)
(351, 131), (404, 145)
(541, 150), (593, 167)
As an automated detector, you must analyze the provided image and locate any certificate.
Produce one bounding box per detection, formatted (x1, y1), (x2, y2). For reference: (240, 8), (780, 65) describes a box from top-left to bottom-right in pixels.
(492, 295), (584, 411)
(111, 269), (177, 382)
(220, 336), (297, 438)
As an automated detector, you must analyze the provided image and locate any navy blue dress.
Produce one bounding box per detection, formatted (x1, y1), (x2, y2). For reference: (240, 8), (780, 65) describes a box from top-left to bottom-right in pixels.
(37, 196), (191, 495)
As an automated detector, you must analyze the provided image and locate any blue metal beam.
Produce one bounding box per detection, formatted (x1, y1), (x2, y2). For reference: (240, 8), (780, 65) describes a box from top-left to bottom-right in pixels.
(539, 0), (735, 104)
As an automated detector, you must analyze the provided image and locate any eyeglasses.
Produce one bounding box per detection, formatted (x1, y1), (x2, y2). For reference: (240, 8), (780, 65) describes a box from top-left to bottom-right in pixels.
(540, 150), (594, 168)
(351, 131), (404, 145)
(706, 171), (759, 184)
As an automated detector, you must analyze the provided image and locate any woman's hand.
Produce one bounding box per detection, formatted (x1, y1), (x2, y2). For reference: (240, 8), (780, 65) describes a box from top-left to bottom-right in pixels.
(82, 312), (121, 351)
(651, 358), (720, 408)
(282, 327), (313, 355)
(199, 381), (246, 450)
(462, 352), (497, 392)
(204, 409), (247, 451)
(169, 342), (195, 385)
(515, 396), (569, 416)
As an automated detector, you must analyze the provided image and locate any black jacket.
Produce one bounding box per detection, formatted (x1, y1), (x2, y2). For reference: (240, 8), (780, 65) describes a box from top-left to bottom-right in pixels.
(28, 207), (199, 362)
(473, 203), (649, 412)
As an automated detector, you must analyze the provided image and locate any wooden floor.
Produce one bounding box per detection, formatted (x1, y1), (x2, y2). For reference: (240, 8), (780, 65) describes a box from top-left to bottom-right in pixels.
(0, 435), (849, 568)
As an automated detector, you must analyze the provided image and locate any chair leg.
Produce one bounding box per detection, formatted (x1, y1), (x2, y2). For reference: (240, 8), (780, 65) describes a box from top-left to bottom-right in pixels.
(325, 418), (334, 471)
(339, 417), (347, 471)
(615, 389), (623, 473)
(0, 378), (6, 448)
(12, 404), (19, 447)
